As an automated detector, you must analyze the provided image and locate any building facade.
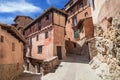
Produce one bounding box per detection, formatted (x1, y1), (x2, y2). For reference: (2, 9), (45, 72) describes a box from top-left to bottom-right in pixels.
(89, 0), (120, 79)
(12, 16), (33, 35)
(0, 23), (25, 80)
(24, 7), (67, 73)
(64, 0), (94, 59)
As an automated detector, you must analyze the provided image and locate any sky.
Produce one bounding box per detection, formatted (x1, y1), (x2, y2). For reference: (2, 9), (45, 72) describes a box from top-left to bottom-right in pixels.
(0, 0), (69, 24)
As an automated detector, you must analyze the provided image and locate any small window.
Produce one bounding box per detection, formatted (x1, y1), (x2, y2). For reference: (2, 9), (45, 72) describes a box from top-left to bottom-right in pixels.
(80, 2), (84, 8)
(46, 15), (49, 20)
(85, 12), (88, 17)
(91, 0), (95, 10)
(88, 0), (91, 6)
(74, 43), (77, 48)
(12, 43), (15, 51)
(72, 16), (77, 26)
(0, 36), (4, 43)
(38, 46), (43, 53)
(36, 35), (39, 41)
(74, 30), (80, 38)
(38, 24), (41, 30)
(45, 32), (48, 39)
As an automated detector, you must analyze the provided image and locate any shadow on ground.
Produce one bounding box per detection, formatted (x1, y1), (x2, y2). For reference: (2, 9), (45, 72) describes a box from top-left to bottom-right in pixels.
(16, 72), (41, 80)
(62, 54), (90, 64)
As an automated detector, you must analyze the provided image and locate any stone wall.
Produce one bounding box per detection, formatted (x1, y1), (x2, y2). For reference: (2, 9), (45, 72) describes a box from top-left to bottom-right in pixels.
(89, 14), (120, 80)
(90, 0), (120, 79)
(25, 56), (60, 75)
(43, 56), (60, 74)
(0, 64), (23, 80)
(16, 71), (41, 80)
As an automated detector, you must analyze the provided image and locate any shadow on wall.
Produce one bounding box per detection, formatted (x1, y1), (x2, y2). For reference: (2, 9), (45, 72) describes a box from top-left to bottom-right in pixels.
(65, 40), (82, 54)
(65, 40), (90, 63)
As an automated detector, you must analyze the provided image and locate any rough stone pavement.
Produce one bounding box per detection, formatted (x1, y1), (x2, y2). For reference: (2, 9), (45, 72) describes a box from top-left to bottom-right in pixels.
(42, 54), (102, 80)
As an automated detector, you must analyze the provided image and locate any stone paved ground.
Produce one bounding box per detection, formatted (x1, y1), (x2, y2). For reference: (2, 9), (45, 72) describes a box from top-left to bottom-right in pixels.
(42, 54), (102, 80)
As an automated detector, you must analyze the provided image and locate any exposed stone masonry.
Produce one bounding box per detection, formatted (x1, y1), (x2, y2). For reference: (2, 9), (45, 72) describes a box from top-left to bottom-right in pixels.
(0, 64), (23, 80)
(89, 14), (120, 80)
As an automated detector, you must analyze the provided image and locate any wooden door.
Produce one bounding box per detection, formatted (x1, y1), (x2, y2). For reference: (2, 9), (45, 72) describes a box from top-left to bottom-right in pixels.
(57, 46), (62, 60)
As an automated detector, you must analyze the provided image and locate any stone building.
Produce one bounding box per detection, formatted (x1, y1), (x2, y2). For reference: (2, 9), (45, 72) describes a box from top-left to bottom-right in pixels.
(89, 0), (120, 79)
(0, 23), (25, 80)
(64, 0), (94, 59)
(12, 16), (33, 35)
(24, 7), (68, 74)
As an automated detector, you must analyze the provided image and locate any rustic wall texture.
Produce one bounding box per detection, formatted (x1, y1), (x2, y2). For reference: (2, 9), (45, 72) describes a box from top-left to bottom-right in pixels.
(89, 0), (120, 80)
(0, 26), (24, 80)
(0, 64), (23, 80)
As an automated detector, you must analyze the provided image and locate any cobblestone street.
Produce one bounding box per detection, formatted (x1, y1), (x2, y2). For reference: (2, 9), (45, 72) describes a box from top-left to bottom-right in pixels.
(42, 54), (102, 80)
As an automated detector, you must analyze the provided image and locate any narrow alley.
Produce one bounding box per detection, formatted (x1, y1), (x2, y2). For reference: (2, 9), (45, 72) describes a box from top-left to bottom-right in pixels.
(42, 54), (102, 80)
(0, 0), (120, 80)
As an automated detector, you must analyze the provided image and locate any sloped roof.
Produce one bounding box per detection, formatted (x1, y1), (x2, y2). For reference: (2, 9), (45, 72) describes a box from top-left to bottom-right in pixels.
(0, 22), (26, 43)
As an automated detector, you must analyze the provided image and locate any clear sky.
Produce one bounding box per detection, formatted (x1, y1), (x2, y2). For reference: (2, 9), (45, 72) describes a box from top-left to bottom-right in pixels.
(0, 0), (69, 24)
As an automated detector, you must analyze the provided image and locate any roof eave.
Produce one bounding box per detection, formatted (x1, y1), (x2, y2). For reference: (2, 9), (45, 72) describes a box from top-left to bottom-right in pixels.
(24, 7), (68, 30)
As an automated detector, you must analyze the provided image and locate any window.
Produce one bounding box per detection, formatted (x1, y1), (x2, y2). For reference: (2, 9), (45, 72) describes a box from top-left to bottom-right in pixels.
(0, 36), (4, 43)
(38, 23), (41, 30)
(88, 0), (91, 6)
(74, 30), (80, 38)
(45, 32), (48, 39)
(91, 0), (95, 10)
(80, 2), (84, 8)
(72, 16), (77, 26)
(12, 43), (15, 51)
(85, 12), (88, 17)
(46, 14), (49, 20)
(36, 35), (39, 41)
(38, 46), (43, 53)
(74, 43), (77, 48)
